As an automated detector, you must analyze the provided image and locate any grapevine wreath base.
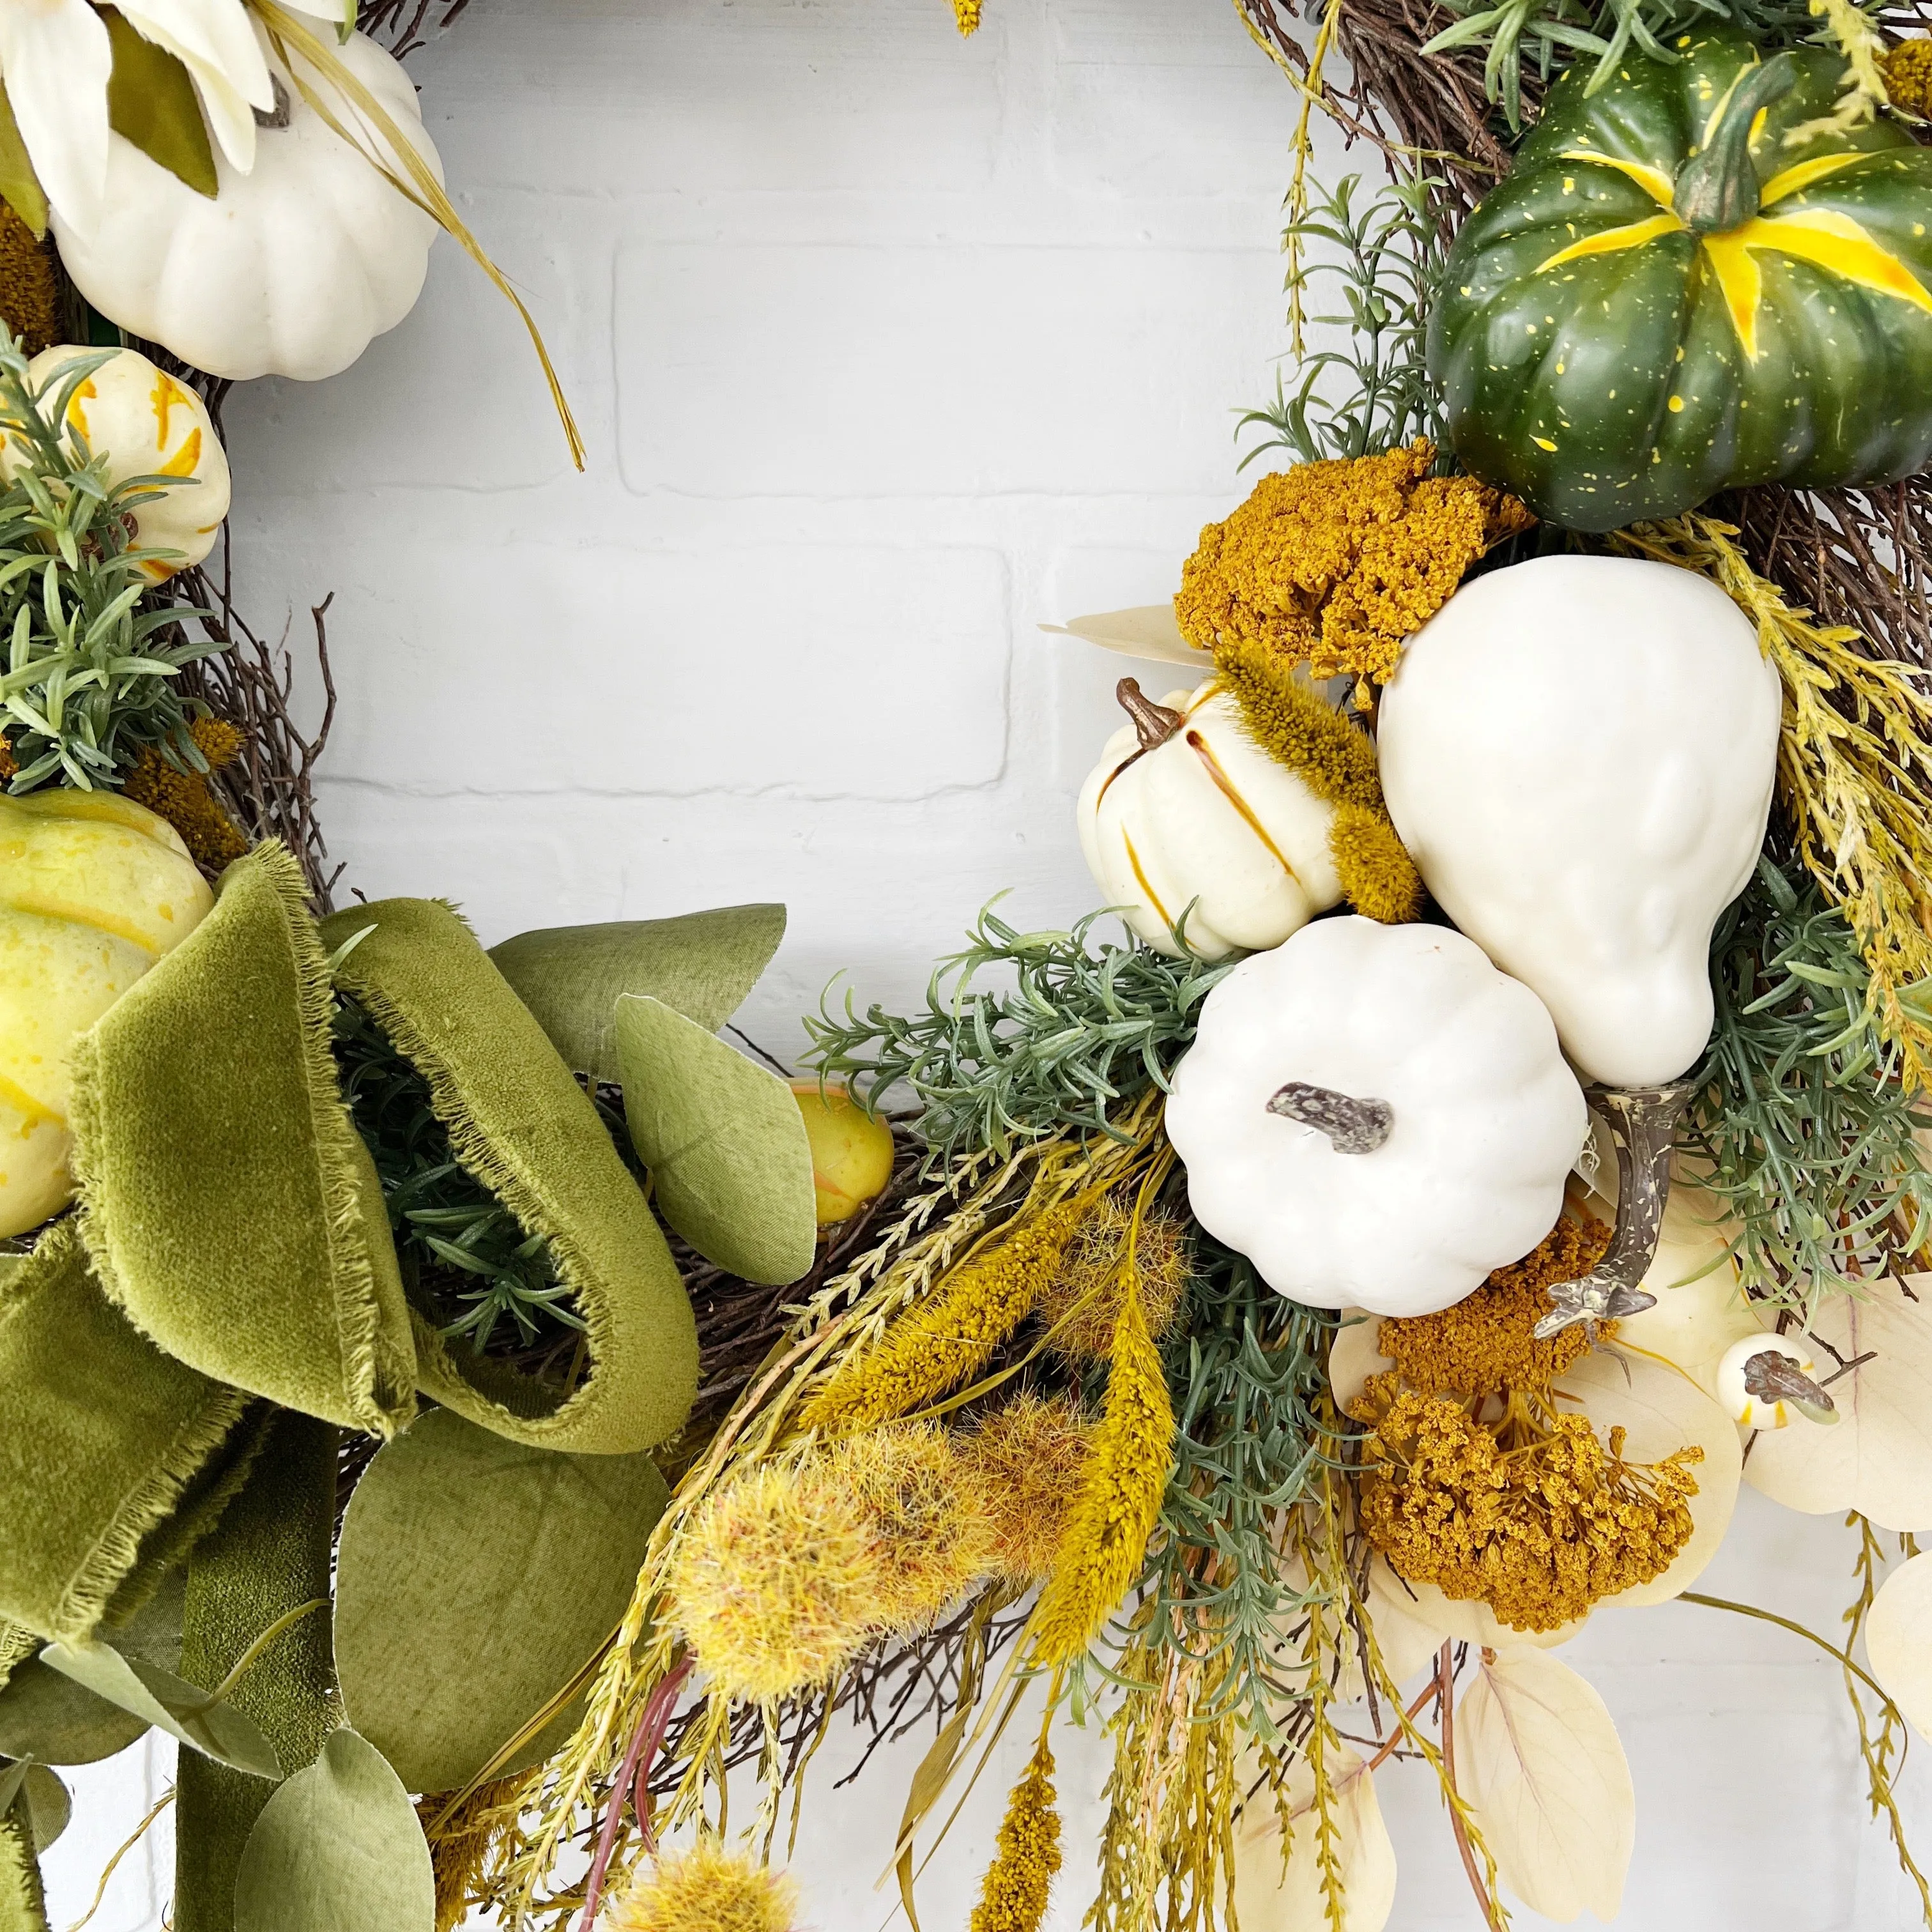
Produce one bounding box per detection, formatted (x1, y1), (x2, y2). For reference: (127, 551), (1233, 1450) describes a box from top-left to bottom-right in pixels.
(6, 3), (1932, 1931)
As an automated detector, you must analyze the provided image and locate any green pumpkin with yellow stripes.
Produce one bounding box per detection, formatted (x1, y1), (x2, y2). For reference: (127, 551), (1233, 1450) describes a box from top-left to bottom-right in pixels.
(1427, 29), (1932, 531)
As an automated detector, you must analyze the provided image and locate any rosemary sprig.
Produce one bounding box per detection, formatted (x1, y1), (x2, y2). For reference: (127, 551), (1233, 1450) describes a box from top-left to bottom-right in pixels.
(332, 992), (585, 1354)
(1239, 174), (1445, 473)
(1683, 858), (1932, 1315)
(0, 335), (217, 792)
(802, 903), (1234, 1165)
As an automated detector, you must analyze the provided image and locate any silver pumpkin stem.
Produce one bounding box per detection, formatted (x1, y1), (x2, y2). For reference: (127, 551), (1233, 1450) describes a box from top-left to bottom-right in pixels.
(1267, 1080), (1394, 1155)
(1533, 1080), (1697, 1342)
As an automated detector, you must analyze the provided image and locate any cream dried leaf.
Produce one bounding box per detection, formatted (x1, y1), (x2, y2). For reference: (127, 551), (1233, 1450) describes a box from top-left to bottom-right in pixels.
(1866, 1551), (1932, 1744)
(1457, 1646), (1634, 1924)
(1233, 1744), (1396, 1932)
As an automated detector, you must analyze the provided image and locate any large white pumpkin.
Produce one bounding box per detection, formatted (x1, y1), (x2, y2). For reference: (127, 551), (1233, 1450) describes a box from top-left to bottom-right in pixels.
(1077, 679), (1343, 958)
(51, 33), (441, 382)
(1166, 916), (1587, 1316)
(1377, 555), (1781, 1089)
(20, 347), (230, 581)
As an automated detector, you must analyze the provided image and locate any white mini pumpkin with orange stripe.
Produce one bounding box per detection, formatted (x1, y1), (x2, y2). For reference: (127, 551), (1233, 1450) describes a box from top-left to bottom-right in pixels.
(1077, 678), (1344, 960)
(21, 346), (230, 581)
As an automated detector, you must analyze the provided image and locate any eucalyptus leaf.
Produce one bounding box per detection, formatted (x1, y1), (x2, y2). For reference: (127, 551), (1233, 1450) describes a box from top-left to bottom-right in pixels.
(0, 80), (47, 237)
(616, 994), (818, 1284)
(20, 1767), (66, 1853)
(102, 9), (218, 199)
(489, 903), (786, 1082)
(335, 1408), (670, 1795)
(233, 1729), (433, 1932)
(39, 1642), (279, 1780)
(0, 1761), (24, 1816)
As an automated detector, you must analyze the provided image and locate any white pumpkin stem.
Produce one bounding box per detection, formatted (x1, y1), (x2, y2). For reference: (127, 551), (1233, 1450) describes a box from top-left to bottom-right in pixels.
(1266, 1080), (1394, 1155)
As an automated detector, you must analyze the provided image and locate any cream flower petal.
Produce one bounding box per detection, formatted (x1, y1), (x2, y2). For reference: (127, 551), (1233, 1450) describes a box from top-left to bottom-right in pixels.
(1866, 1551), (1932, 1743)
(1744, 1274), (1932, 1532)
(0, 0), (112, 234)
(116, 0), (273, 172)
(1234, 1744), (1397, 1932)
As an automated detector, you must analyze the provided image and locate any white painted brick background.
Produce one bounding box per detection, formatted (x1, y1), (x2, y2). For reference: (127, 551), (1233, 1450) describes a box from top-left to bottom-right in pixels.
(36, 0), (1932, 1924)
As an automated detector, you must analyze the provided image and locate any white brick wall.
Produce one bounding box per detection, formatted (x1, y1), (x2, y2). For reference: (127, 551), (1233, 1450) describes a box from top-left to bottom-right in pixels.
(38, 0), (1932, 1924)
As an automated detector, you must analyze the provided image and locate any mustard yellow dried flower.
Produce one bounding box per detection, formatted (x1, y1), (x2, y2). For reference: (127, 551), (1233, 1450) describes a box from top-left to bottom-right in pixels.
(1351, 1376), (1702, 1632)
(418, 1775), (521, 1932)
(951, 0), (984, 31)
(1210, 633), (1422, 922)
(970, 1734), (1062, 1932)
(1030, 1279), (1175, 1664)
(801, 1202), (1085, 1436)
(1376, 1210), (1613, 1397)
(121, 714), (248, 873)
(1883, 36), (1932, 116)
(1174, 441), (1531, 687)
(961, 1393), (1093, 1584)
(0, 203), (59, 356)
(667, 1464), (880, 1703)
(1036, 1194), (1188, 1361)
(825, 1420), (993, 1631)
(604, 1841), (798, 1932)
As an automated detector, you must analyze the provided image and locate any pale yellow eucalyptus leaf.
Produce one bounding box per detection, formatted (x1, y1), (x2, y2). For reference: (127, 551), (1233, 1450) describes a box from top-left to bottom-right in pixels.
(1864, 1551), (1932, 1742)
(1744, 1274), (1932, 1532)
(1038, 606), (1212, 666)
(1234, 1744), (1396, 1932)
(1457, 1646), (1634, 1923)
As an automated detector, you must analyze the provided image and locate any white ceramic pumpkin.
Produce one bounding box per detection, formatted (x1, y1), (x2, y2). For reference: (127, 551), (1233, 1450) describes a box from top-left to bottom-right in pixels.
(1165, 916), (1588, 1316)
(1077, 679), (1344, 958)
(50, 33), (441, 382)
(17, 348), (230, 581)
(1377, 556), (1781, 1088)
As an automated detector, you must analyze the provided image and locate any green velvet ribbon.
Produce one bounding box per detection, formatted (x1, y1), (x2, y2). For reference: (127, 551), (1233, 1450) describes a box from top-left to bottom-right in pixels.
(0, 1791), (46, 1932)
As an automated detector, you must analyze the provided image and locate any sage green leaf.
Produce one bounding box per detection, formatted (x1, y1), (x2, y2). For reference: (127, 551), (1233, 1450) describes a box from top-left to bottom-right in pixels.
(20, 1769), (66, 1854)
(489, 903), (786, 1082)
(0, 1765), (23, 1818)
(335, 1409), (670, 1794)
(0, 81), (47, 237)
(38, 1643), (279, 1780)
(233, 1729), (433, 1932)
(615, 994), (818, 1285)
(102, 8), (218, 199)
(0, 1571), (184, 1767)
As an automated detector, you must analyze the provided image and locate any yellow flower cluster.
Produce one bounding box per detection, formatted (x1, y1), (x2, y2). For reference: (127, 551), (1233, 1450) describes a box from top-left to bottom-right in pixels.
(1883, 36), (1932, 116)
(1174, 441), (1533, 687)
(1376, 1211), (1613, 1396)
(971, 1736), (1062, 1932)
(801, 1201), (1084, 1435)
(605, 1841), (797, 1932)
(960, 1392), (1093, 1584)
(1036, 1193), (1189, 1361)
(951, 0), (984, 31)
(121, 715), (249, 873)
(1351, 1377), (1702, 1632)
(1211, 632), (1422, 922)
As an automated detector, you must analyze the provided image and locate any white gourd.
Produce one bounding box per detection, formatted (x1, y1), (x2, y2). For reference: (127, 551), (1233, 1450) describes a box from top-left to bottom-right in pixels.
(1166, 916), (1587, 1317)
(20, 347), (230, 581)
(1077, 682), (1343, 958)
(1377, 555), (1781, 1088)
(51, 33), (440, 383)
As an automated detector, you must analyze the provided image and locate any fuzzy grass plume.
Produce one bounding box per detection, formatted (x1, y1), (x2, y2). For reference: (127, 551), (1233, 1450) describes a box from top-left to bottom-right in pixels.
(962, 1393), (1094, 1584)
(604, 1841), (798, 1932)
(1039, 1195), (1190, 1361)
(971, 1726), (1063, 1932)
(1613, 513), (1932, 1089)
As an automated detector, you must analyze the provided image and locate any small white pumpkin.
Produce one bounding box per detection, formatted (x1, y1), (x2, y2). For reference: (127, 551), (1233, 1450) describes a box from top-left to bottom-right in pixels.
(1166, 916), (1587, 1316)
(1713, 1331), (1838, 1430)
(18, 347), (230, 581)
(1078, 678), (1344, 958)
(50, 33), (440, 382)
(1377, 555), (1781, 1089)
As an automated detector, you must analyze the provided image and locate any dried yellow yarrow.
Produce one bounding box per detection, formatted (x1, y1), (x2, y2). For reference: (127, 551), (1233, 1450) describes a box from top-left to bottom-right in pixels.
(667, 1463), (880, 1703)
(960, 1392), (1093, 1584)
(604, 1841), (797, 1932)
(1376, 1211), (1613, 1397)
(1351, 1377), (1701, 1632)
(1883, 36), (1932, 116)
(1174, 441), (1533, 686)
(825, 1420), (992, 1632)
(121, 715), (248, 873)
(1036, 1195), (1188, 1361)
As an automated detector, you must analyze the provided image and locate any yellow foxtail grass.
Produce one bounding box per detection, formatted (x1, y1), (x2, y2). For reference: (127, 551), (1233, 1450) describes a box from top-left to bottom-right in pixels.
(479, 1103), (1162, 1925)
(1029, 1197), (1177, 1666)
(417, 1775), (522, 1932)
(247, 0), (585, 470)
(1613, 514), (1932, 1089)
(970, 1712), (1063, 1932)
(961, 1392), (1093, 1584)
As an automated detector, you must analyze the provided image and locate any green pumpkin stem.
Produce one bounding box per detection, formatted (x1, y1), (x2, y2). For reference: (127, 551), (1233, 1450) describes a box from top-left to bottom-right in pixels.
(1673, 52), (1798, 235)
